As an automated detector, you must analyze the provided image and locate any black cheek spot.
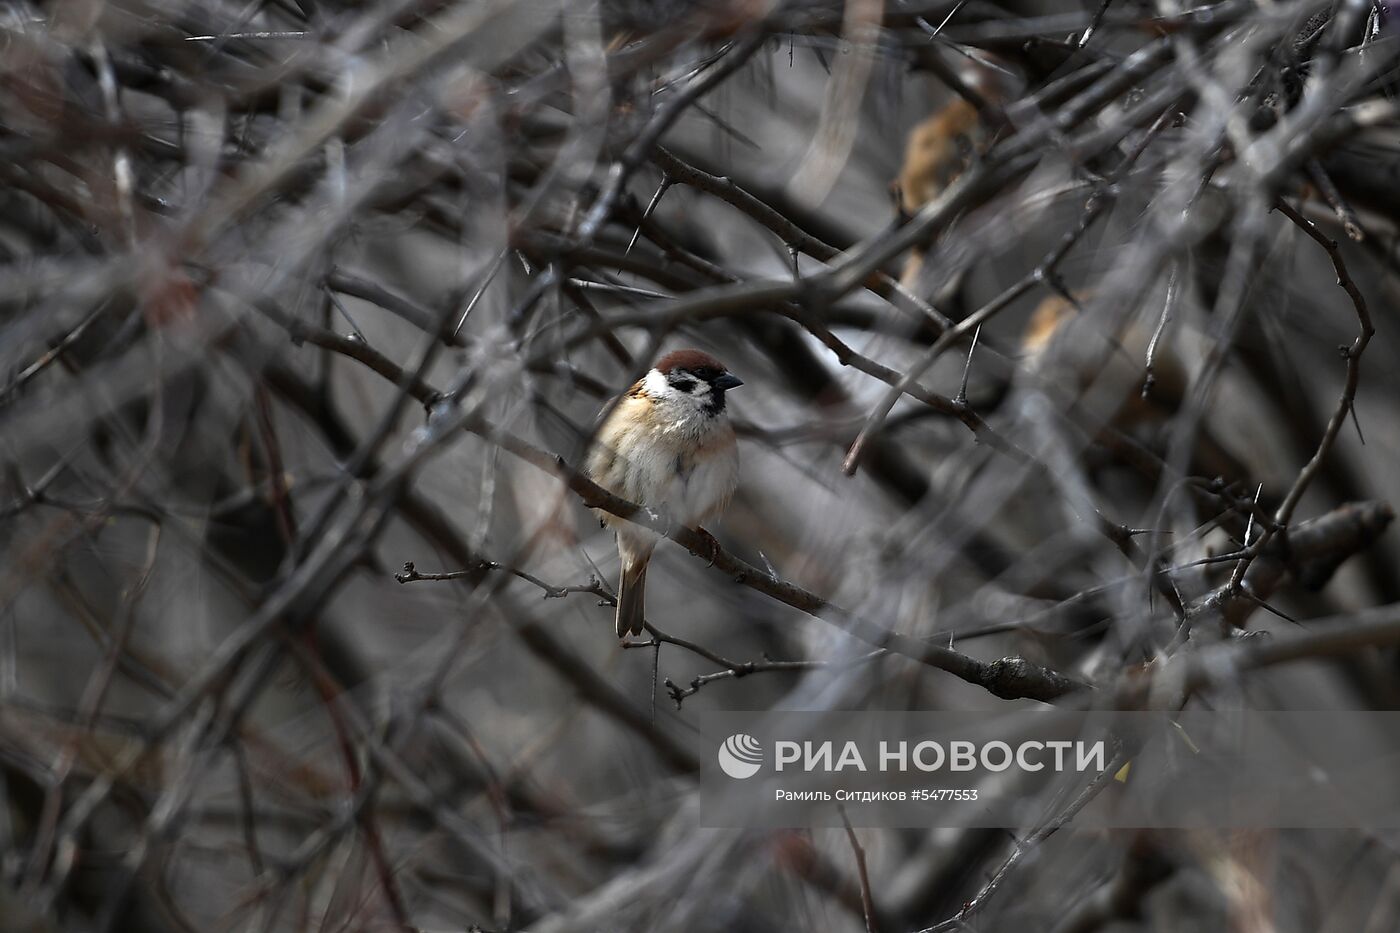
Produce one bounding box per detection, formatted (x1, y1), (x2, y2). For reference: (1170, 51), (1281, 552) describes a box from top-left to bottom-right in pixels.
(670, 378), (696, 393)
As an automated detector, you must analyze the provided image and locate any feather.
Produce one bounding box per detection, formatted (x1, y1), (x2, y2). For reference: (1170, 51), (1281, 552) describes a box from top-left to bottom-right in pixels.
(615, 558), (648, 637)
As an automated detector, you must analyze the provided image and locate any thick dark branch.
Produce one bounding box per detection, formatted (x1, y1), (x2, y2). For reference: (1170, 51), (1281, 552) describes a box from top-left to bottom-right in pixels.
(1196, 500), (1394, 633)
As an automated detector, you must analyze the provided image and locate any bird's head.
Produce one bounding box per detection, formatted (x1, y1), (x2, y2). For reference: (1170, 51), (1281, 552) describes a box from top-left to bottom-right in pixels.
(643, 349), (743, 418)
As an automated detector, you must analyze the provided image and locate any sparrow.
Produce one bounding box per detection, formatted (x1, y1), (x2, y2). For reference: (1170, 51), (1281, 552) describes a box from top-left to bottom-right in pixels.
(893, 98), (984, 223)
(1020, 292), (1187, 432)
(585, 349), (743, 638)
(892, 57), (1019, 295)
(892, 98), (994, 293)
(1021, 293), (1248, 484)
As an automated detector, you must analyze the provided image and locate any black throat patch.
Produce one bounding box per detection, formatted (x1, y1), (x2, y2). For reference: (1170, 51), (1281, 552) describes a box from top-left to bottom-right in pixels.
(701, 387), (726, 417)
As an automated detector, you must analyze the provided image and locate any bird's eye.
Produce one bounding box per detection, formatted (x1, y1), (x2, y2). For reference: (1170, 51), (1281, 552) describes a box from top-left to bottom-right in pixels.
(670, 378), (696, 393)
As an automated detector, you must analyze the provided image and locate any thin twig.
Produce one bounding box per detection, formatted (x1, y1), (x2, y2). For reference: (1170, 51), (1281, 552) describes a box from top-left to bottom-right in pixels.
(838, 804), (882, 933)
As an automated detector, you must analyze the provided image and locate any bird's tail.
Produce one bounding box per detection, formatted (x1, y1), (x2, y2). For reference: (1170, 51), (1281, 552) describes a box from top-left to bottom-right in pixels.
(615, 559), (648, 638)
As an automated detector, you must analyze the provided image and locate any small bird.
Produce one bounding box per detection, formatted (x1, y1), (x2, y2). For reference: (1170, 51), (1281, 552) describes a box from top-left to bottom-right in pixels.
(892, 98), (992, 292)
(585, 349), (743, 638)
(1020, 293), (1247, 484)
(1020, 292), (1187, 433)
(893, 98), (984, 222)
(892, 56), (1018, 295)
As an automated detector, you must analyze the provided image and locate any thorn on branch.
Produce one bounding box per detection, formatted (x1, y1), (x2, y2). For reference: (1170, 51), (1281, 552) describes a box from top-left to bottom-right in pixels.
(955, 323), (982, 407)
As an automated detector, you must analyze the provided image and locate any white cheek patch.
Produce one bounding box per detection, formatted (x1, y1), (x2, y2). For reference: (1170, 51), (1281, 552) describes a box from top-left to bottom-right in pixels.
(646, 368), (705, 411)
(644, 369), (670, 397)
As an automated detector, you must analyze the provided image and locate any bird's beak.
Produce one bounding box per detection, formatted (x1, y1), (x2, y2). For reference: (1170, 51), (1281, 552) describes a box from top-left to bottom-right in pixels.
(713, 372), (744, 391)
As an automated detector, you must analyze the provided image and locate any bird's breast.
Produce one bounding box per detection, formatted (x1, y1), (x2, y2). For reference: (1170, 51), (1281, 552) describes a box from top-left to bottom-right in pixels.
(586, 397), (737, 527)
